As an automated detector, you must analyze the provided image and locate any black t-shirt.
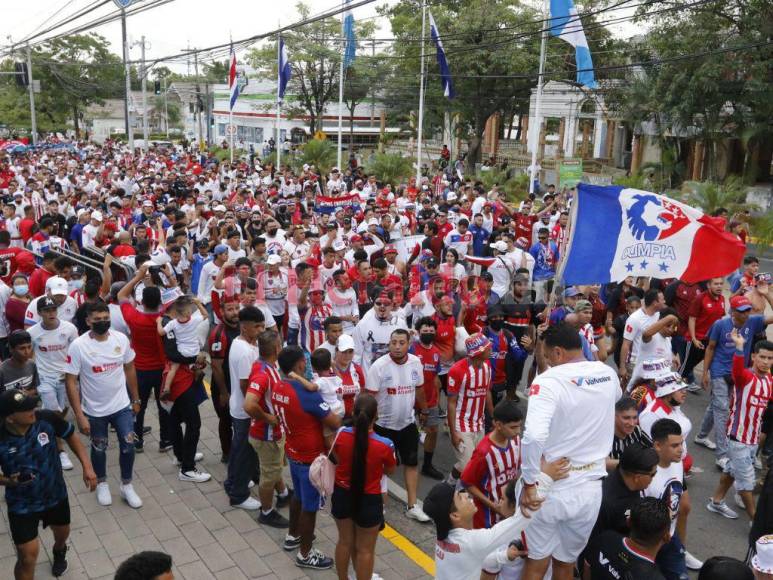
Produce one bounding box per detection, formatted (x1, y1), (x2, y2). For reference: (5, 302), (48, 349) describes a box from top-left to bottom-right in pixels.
(498, 294), (545, 342)
(611, 426), (652, 460)
(587, 531), (665, 580)
(592, 469), (642, 539)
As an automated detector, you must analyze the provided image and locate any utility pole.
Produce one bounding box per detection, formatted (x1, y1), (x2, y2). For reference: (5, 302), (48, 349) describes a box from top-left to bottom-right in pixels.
(194, 50), (203, 151)
(163, 76), (169, 138)
(370, 38), (375, 128)
(133, 36), (149, 152)
(121, 9), (133, 151)
(26, 45), (37, 145)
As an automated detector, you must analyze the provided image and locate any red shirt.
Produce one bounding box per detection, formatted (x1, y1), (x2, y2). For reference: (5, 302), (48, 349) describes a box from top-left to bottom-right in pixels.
(437, 221), (454, 239)
(687, 291), (725, 340)
(333, 427), (397, 494)
(0, 247), (25, 285)
(512, 213), (538, 241)
(271, 378), (330, 463)
(671, 282), (702, 336)
(334, 362), (365, 417)
(112, 244), (137, 258)
(19, 218), (35, 243)
(28, 268), (54, 298)
(448, 358), (492, 433)
(729, 354), (772, 445)
(409, 342), (441, 407)
(432, 313), (456, 365)
(120, 303), (166, 370)
(246, 360), (283, 441)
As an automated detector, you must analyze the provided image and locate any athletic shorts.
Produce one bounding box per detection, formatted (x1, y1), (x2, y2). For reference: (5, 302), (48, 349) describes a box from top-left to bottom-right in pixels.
(524, 480), (603, 562)
(288, 459), (320, 513)
(8, 497), (70, 545)
(38, 379), (67, 413)
(331, 485), (384, 528)
(423, 406), (442, 428)
(374, 423), (419, 466)
(726, 439), (757, 491)
(453, 431), (485, 472)
(250, 437), (285, 487)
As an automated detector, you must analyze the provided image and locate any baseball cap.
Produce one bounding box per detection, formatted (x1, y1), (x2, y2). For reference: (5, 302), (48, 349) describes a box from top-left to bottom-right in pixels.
(516, 236), (529, 249)
(141, 200), (153, 208)
(384, 244), (398, 255)
(350, 234), (363, 243)
(91, 211), (103, 222)
(214, 204), (227, 212)
(563, 286), (582, 298)
(490, 240), (508, 253)
(465, 333), (491, 357)
(426, 258), (439, 268)
(46, 276), (69, 296)
(423, 482), (456, 541)
(37, 296), (58, 313)
(337, 335), (355, 352)
(0, 389), (40, 417)
(480, 271), (494, 281)
(332, 240), (347, 252)
(71, 265), (85, 277)
(654, 372), (688, 398)
(197, 239), (210, 249)
(619, 443), (659, 475)
(730, 295), (752, 312)
(212, 244), (229, 256)
(266, 254), (282, 265)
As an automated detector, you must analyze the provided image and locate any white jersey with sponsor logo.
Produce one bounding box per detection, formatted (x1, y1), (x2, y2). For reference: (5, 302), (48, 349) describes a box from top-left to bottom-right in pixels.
(623, 308), (658, 364)
(521, 360), (621, 490)
(365, 353), (424, 430)
(28, 321), (78, 381)
(64, 330), (135, 417)
(352, 309), (408, 376)
(25, 295), (77, 327)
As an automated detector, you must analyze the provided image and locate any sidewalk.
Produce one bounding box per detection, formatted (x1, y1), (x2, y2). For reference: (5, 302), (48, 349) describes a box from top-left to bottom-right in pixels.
(0, 401), (433, 579)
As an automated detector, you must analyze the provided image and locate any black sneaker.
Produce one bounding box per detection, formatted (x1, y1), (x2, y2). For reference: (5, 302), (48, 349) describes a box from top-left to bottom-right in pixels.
(258, 509), (290, 528)
(159, 441), (174, 453)
(52, 546), (68, 577)
(142, 425), (152, 435)
(295, 548), (333, 570)
(421, 464), (444, 480)
(275, 488), (293, 508)
(134, 442), (144, 454)
(220, 453), (229, 464)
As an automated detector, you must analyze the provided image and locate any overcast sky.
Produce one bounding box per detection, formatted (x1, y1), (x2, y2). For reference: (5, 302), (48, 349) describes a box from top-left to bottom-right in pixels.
(1, 0), (637, 72)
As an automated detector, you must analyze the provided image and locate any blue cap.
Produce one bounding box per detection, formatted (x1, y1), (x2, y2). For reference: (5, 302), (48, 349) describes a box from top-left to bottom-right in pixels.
(563, 286), (582, 298)
(213, 244), (228, 256)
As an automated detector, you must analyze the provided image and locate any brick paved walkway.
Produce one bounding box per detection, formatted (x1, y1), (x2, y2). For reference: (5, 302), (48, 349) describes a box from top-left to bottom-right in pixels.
(0, 402), (432, 580)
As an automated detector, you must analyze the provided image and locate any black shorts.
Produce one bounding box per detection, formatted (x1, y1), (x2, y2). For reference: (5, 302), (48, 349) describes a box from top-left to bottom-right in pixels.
(8, 497), (70, 545)
(331, 485), (384, 528)
(374, 423), (419, 466)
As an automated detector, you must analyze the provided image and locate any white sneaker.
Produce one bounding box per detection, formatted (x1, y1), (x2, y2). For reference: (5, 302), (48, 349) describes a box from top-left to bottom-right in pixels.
(233, 496), (261, 511)
(248, 480), (256, 489)
(686, 383), (703, 393)
(405, 504), (430, 523)
(716, 457), (730, 470)
(96, 482), (112, 506)
(172, 452), (204, 466)
(120, 483), (143, 509)
(707, 499), (738, 519)
(694, 436), (716, 450)
(684, 551), (703, 570)
(178, 469), (212, 483)
(59, 451), (74, 471)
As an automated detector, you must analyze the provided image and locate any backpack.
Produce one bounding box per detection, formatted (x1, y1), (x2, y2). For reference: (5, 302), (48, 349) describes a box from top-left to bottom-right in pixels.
(308, 428), (343, 503)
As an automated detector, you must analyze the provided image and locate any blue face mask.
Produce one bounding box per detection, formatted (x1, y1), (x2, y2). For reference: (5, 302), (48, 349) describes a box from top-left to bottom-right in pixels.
(69, 279), (84, 291)
(13, 284), (28, 296)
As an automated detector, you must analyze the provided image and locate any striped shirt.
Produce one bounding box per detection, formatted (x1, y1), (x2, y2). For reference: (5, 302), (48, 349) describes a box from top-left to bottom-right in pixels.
(610, 426), (652, 460)
(447, 358), (492, 433)
(289, 303), (332, 354)
(246, 360), (283, 441)
(729, 353), (772, 445)
(460, 434), (521, 529)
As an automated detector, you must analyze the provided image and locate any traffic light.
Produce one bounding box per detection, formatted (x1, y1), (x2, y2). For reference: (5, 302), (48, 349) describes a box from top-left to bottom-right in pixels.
(14, 63), (28, 87)
(154, 80), (161, 95)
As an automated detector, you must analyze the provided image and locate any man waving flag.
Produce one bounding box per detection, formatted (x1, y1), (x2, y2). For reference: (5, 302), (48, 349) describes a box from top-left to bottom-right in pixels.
(428, 11), (455, 99)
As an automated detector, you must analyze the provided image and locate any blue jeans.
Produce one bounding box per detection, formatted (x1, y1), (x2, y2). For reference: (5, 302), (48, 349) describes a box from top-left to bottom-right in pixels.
(656, 532), (688, 580)
(87, 406), (136, 484)
(698, 376), (730, 460)
(224, 417), (257, 505)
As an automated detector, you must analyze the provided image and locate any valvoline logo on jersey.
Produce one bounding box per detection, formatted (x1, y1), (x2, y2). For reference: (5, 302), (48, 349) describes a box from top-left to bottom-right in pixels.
(571, 376), (612, 387)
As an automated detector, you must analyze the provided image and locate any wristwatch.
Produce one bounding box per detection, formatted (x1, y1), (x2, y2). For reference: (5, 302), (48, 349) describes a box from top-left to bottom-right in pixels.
(131, 399), (141, 406)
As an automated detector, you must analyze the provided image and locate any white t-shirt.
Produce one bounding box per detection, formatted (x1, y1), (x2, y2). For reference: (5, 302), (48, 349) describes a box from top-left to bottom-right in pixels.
(643, 461), (684, 534)
(228, 336), (259, 420)
(365, 353), (424, 431)
(28, 320), (78, 381)
(81, 223), (99, 248)
(162, 311), (204, 358)
(108, 303), (130, 337)
(261, 270), (289, 316)
(629, 333), (672, 387)
(623, 308), (658, 364)
(352, 309), (408, 376)
(326, 287), (359, 332)
(65, 330), (135, 417)
(521, 360), (621, 490)
(25, 296), (77, 327)
(197, 261), (221, 304)
(313, 373), (344, 417)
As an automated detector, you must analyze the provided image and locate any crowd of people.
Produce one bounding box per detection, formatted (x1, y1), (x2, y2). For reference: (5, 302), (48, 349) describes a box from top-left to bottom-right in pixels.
(0, 137), (769, 580)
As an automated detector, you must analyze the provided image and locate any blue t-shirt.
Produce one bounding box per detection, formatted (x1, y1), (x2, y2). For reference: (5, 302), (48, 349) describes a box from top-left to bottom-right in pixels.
(190, 253), (212, 295)
(707, 315), (766, 377)
(469, 224), (490, 257)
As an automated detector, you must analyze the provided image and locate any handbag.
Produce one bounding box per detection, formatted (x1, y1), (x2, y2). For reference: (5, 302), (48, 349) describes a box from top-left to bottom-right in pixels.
(308, 428), (343, 501)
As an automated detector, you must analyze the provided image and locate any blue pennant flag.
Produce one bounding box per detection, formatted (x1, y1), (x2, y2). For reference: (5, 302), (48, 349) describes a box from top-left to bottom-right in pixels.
(428, 11), (455, 99)
(549, 0), (597, 88)
(343, 0), (356, 69)
(278, 37), (292, 101)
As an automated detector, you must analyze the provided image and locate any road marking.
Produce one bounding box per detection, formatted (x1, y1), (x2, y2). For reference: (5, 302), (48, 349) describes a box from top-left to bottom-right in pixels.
(380, 524), (435, 576)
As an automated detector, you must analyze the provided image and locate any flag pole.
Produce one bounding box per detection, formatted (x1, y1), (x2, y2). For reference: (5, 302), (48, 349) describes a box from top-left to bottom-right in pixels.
(336, 0), (345, 171)
(276, 27), (282, 173)
(415, 0), (427, 187)
(528, 0), (549, 195)
(229, 35), (234, 164)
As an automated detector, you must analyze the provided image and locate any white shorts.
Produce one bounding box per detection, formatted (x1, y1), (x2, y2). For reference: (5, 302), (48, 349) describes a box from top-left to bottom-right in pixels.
(38, 379), (67, 413)
(453, 430), (484, 472)
(524, 480), (603, 562)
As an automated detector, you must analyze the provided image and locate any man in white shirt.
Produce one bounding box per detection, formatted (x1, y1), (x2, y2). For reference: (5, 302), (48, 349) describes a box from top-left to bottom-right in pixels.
(25, 277), (78, 328)
(629, 309), (679, 388)
(520, 323), (621, 580)
(197, 244), (228, 317)
(366, 328), (430, 522)
(224, 306), (265, 511)
(80, 211), (103, 249)
(353, 293), (408, 375)
(64, 302), (143, 509)
(620, 289), (665, 383)
(443, 218), (473, 260)
(326, 271), (359, 332)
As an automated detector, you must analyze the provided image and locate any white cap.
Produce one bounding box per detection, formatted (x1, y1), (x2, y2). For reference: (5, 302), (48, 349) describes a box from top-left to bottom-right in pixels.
(46, 276), (69, 296)
(489, 240), (508, 253)
(655, 372), (688, 398)
(337, 335), (355, 352)
(753, 535), (773, 574)
(447, 192), (457, 201)
(214, 204), (227, 212)
(640, 358), (670, 380)
(332, 240), (347, 252)
(142, 200), (153, 208)
(266, 254), (282, 265)
(91, 211), (103, 222)
(150, 248), (171, 266)
(76, 208), (90, 218)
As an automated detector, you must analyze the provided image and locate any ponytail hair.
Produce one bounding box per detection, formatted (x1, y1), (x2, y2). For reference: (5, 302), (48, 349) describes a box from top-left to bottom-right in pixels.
(350, 393), (378, 507)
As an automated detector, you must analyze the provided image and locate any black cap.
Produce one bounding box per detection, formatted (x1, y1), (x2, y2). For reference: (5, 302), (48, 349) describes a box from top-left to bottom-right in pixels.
(71, 265), (85, 276)
(0, 389), (40, 416)
(480, 271), (494, 281)
(423, 483), (456, 541)
(37, 296), (58, 313)
(487, 304), (504, 319)
(426, 258), (439, 268)
(197, 239), (210, 249)
(620, 443), (659, 474)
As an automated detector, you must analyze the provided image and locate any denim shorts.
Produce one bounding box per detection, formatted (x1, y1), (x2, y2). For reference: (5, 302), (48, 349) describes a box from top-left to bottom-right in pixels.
(289, 459), (321, 513)
(726, 439), (757, 491)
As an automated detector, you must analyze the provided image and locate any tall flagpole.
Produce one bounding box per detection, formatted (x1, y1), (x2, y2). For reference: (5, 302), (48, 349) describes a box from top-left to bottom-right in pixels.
(336, 0), (345, 170)
(415, 0), (427, 187)
(528, 0), (549, 195)
(276, 27), (282, 173)
(229, 37), (234, 164)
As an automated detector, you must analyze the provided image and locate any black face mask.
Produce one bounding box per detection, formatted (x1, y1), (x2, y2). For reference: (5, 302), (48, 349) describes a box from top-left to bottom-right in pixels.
(267, 228), (278, 236)
(419, 333), (436, 345)
(489, 319), (504, 331)
(91, 320), (111, 335)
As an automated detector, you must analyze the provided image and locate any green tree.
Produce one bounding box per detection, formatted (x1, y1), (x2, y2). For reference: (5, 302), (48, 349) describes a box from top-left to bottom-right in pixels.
(342, 52), (387, 147)
(365, 152), (414, 185)
(203, 60), (229, 83)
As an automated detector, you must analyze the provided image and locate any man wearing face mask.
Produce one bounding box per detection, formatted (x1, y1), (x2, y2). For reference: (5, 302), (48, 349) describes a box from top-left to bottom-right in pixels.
(482, 305), (529, 418)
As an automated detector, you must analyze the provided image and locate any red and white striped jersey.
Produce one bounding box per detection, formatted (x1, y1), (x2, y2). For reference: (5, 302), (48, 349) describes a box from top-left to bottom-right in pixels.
(460, 433), (521, 529)
(447, 358), (492, 433)
(728, 353), (772, 445)
(288, 303), (333, 354)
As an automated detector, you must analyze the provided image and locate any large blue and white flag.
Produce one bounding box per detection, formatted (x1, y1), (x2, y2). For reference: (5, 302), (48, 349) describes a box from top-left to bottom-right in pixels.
(428, 11), (455, 99)
(549, 0), (596, 88)
(228, 44), (240, 111)
(278, 37), (292, 101)
(559, 184), (745, 285)
(343, 0), (356, 69)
